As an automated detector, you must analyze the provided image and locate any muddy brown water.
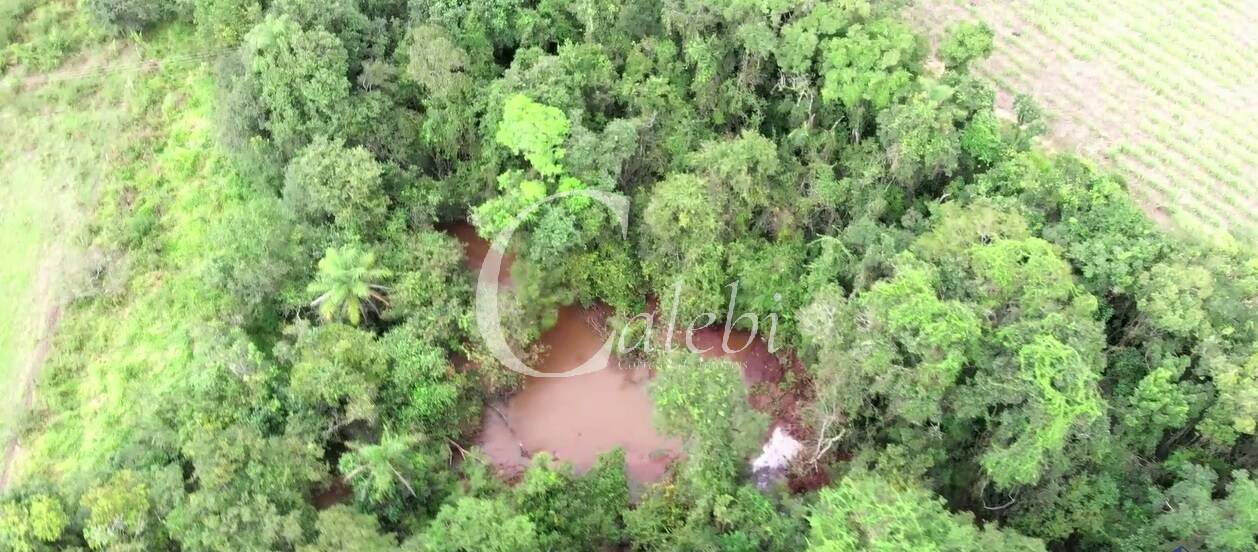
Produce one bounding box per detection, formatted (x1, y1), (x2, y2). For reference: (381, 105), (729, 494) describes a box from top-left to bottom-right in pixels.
(477, 305), (684, 483)
(447, 223), (791, 485)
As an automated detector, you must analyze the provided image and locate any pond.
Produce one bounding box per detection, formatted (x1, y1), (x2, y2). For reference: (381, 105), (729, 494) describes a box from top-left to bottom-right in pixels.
(447, 223), (805, 487)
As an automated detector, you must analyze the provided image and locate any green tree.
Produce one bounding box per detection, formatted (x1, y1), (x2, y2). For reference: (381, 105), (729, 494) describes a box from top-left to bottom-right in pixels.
(938, 22), (994, 72)
(339, 432), (449, 521)
(166, 425), (324, 552)
(300, 506), (398, 552)
(651, 353), (767, 490)
(284, 138), (389, 237)
(86, 0), (175, 32)
(512, 451), (630, 550)
(0, 493), (69, 552)
(194, 0), (263, 47)
(1141, 464), (1258, 552)
(807, 471), (1045, 551)
(1137, 262), (1215, 338)
(496, 94), (571, 177)
(307, 246), (391, 326)
(282, 322), (388, 435)
(243, 16), (352, 159)
(876, 83), (962, 190)
(81, 470), (168, 550)
(409, 496), (541, 552)
(819, 18), (922, 141)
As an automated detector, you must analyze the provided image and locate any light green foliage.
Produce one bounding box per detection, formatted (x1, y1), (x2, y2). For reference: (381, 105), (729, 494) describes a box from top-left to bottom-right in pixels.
(938, 22), (994, 72)
(651, 353), (767, 489)
(1119, 357), (1191, 452)
(0, 494), (68, 551)
(981, 335), (1104, 487)
(307, 246), (391, 326)
(1199, 350), (1258, 445)
(1138, 262), (1215, 338)
(820, 18), (922, 139)
(803, 204), (1108, 489)
(496, 94), (571, 177)
(858, 255), (981, 423)
(81, 470), (164, 550)
(800, 254), (982, 429)
(807, 471), (1045, 551)
(960, 109), (1003, 167)
(300, 506), (398, 552)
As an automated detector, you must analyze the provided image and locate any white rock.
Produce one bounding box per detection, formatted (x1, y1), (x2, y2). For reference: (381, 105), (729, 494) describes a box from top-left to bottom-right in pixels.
(751, 426), (803, 472)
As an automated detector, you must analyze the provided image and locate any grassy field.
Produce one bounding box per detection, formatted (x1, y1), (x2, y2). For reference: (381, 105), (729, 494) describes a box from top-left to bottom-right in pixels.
(908, 0), (1258, 240)
(0, 3), (174, 481)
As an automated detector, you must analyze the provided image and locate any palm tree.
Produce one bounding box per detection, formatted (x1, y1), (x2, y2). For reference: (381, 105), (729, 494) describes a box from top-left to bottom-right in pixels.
(339, 432), (429, 509)
(308, 246), (391, 325)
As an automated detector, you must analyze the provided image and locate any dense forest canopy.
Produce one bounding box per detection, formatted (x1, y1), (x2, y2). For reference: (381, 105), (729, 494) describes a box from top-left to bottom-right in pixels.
(2, 0), (1258, 550)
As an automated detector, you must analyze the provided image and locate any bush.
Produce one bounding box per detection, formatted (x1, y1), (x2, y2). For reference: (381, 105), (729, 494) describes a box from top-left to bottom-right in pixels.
(193, 0), (261, 47)
(85, 0), (177, 33)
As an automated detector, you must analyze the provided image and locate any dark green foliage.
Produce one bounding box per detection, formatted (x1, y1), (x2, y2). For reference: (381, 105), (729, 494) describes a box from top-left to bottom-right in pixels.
(513, 452), (630, 550)
(284, 138), (390, 238)
(194, 0), (262, 47)
(86, 0), (176, 33)
(242, 15), (353, 160)
(409, 496), (542, 552)
(165, 425), (325, 551)
(339, 433), (450, 523)
(301, 506), (398, 551)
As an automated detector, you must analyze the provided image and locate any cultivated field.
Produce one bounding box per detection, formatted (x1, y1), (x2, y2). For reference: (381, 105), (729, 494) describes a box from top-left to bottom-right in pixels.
(909, 0), (1258, 240)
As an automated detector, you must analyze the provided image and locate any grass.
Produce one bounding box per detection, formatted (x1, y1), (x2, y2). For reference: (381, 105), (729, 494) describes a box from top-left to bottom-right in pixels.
(0, 4), (186, 479)
(1, 0), (100, 72)
(3, 24), (270, 486)
(907, 0), (1258, 242)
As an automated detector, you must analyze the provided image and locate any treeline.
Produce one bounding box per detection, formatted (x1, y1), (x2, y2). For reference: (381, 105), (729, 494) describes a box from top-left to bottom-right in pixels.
(2, 0), (1257, 550)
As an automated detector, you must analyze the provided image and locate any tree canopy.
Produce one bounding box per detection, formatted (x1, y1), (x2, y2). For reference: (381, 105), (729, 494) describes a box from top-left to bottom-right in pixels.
(7, 1), (1258, 551)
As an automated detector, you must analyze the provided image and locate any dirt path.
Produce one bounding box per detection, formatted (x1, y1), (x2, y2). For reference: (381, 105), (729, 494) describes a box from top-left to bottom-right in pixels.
(17, 46), (226, 93)
(0, 248), (65, 491)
